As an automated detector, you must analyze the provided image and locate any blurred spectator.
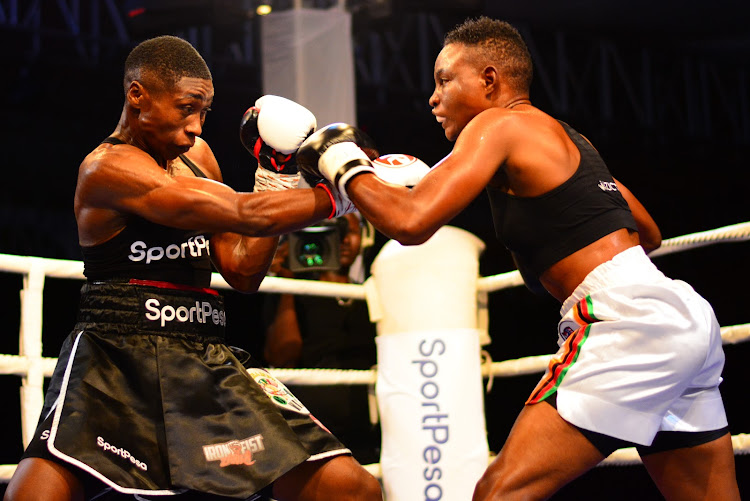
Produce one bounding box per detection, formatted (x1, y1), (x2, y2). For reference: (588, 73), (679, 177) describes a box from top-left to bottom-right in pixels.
(263, 212), (381, 465)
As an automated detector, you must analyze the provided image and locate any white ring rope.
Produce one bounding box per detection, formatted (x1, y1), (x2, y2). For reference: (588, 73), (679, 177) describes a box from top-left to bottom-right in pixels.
(646, 221), (750, 258)
(0, 221), (745, 291)
(3, 323), (748, 382)
(476, 221), (750, 293)
(0, 221), (747, 482)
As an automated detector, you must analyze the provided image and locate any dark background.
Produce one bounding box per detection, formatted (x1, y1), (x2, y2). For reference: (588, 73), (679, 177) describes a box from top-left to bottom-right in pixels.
(1, 1), (748, 499)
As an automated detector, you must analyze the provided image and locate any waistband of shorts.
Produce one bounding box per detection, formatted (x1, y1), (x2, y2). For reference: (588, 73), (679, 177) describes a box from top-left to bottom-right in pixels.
(560, 246), (666, 317)
(76, 280), (226, 338)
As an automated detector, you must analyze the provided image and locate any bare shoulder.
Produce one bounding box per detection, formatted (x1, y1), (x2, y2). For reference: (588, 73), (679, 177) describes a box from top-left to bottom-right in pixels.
(464, 106), (559, 144)
(453, 107), (518, 158)
(453, 107), (561, 166)
(468, 106), (517, 133)
(491, 108), (572, 155)
(79, 142), (156, 181)
(75, 143), (157, 245)
(182, 137), (222, 181)
(484, 108), (579, 195)
(76, 142), (169, 211)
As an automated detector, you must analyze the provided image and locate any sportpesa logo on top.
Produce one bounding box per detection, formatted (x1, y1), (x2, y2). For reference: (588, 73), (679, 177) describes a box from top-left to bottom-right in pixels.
(125, 235), (224, 327)
(128, 235), (210, 264)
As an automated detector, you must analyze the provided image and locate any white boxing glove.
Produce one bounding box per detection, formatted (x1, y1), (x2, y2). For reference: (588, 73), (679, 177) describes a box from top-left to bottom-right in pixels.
(239, 95), (317, 191)
(373, 153), (431, 187)
(254, 95), (317, 154)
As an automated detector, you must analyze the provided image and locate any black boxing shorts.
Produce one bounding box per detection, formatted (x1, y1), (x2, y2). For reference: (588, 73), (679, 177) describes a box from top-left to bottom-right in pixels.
(21, 281), (349, 499)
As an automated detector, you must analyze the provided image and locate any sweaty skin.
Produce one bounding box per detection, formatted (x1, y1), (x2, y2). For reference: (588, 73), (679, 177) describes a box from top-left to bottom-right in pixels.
(347, 43), (660, 302)
(344, 27), (739, 501)
(75, 76), (333, 292)
(7, 63), (383, 501)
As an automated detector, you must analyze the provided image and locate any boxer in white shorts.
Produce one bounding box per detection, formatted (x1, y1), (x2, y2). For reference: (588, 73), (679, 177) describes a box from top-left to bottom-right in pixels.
(527, 245), (728, 453)
(296, 16), (741, 500)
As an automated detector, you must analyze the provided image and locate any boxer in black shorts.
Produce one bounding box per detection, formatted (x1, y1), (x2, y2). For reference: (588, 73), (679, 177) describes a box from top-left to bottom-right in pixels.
(4, 35), (381, 501)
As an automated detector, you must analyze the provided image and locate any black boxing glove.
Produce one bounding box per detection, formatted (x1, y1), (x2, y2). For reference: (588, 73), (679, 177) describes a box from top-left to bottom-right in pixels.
(239, 95), (317, 191)
(296, 123), (377, 197)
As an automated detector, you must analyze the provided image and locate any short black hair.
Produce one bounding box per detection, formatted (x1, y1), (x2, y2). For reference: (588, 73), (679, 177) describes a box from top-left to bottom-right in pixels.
(124, 35), (212, 94)
(444, 16), (533, 92)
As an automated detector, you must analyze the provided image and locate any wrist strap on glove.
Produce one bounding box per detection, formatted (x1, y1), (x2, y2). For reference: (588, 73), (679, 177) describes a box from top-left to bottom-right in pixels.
(316, 182), (356, 219)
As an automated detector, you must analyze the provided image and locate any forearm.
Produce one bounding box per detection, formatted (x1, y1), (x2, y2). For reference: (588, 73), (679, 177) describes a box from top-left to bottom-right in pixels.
(347, 174), (455, 245)
(143, 177), (332, 237)
(234, 187), (334, 236)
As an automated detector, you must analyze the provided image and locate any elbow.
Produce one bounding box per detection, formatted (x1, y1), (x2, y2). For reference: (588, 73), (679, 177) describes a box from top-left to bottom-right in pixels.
(228, 280), (262, 294)
(641, 237), (662, 254)
(396, 233), (433, 246)
(390, 222), (436, 246)
(382, 210), (438, 246)
(639, 229), (662, 254)
(223, 269), (266, 293)
(233, 281), (263, 294)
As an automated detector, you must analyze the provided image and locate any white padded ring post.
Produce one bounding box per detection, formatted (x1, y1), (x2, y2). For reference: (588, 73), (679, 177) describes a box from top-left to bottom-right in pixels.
(367, 226), (489, 501)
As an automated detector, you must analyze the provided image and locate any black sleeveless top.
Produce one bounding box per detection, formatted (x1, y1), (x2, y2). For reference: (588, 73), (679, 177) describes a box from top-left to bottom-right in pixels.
(486, 121), (637, 284)
(80, 137), (214, 287)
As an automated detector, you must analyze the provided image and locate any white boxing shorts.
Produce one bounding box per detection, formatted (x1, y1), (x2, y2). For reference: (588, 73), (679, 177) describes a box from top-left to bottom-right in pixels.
(527, 245), (728, 446)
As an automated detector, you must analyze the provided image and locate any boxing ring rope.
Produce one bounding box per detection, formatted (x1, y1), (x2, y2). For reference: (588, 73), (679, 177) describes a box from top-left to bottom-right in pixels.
(0, 220), (748, 483)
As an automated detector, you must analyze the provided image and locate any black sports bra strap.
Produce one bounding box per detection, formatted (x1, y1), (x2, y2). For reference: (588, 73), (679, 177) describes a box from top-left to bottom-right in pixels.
(99, 137), (206, 179)
(179, 154), (207, 179)
(101, 136), (125, 145)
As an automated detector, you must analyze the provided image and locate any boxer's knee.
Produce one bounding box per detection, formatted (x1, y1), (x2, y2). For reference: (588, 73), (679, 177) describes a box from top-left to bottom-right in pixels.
(4, 457), (84, 501)
(273, 454), (382, 501)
